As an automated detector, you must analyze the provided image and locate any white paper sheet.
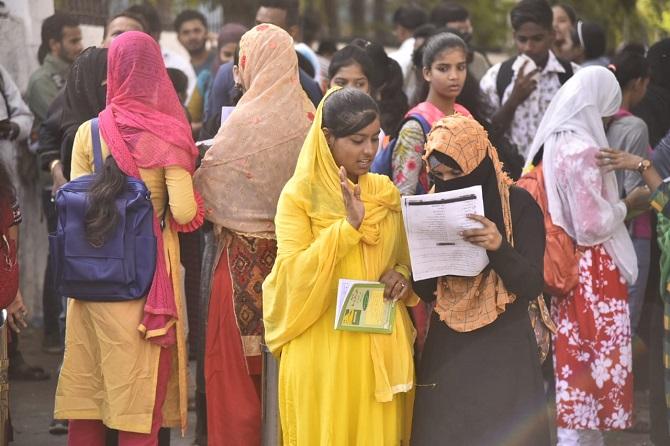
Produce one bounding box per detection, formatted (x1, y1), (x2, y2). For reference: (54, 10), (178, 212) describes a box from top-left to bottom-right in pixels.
(220, 106), (235, 126)
(401, 185), (490, 280)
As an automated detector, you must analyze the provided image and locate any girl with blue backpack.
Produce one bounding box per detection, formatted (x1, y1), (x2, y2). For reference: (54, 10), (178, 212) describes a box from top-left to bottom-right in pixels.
(376, 32), (471, 197)
(53, 31), (204, 445)
(371, 32), (472, 353)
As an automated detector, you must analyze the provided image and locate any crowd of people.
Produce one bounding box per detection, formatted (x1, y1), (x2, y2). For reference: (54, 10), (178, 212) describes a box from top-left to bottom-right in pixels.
(2, 0), (670, 445)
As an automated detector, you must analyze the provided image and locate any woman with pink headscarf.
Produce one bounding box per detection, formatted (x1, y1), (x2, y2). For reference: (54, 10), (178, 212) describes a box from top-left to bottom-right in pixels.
(54, 31), (203, 444)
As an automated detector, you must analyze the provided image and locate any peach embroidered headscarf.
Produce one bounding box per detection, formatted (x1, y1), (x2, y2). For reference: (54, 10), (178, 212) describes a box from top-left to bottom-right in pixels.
(195, 24), (315, 238)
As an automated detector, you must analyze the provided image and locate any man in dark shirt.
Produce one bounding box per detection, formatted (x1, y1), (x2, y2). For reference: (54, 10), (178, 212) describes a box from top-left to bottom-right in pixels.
(26, 13), (82, 129)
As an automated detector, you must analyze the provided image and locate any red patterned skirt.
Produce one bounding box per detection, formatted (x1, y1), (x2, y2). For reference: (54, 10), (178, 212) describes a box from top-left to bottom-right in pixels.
(552, 245), (633, 430)
(204, 233), (276, 446)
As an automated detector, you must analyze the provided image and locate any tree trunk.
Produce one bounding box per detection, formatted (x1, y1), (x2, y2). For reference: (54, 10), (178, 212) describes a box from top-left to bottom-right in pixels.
(220, 0), (257, 26)
(373, 0), (387, 43)
(323, 0), (339, 39)
(349, 0), (366, 38)
(156, 0), (172, 30)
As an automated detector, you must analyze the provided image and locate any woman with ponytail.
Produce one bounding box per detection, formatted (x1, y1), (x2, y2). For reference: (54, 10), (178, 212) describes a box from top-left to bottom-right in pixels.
(350, 38), (410, 137)
(327, 40), (410, 139)
(54, 31), (204, 445)
(390, 32), (472, 197)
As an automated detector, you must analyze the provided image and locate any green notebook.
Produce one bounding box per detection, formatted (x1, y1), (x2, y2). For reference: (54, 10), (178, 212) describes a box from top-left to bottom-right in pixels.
(334, 279), (396, 334)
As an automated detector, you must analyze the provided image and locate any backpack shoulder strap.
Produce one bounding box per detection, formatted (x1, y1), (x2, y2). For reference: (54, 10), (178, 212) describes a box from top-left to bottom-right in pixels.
(556, 58), (574, 86)
(90, 118), (103, 173)
(406, 113), (432, 140)
(496, 58), (516, 103)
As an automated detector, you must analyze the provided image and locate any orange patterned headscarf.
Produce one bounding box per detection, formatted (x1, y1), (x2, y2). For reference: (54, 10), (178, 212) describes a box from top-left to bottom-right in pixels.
(423, 114), (516, 332)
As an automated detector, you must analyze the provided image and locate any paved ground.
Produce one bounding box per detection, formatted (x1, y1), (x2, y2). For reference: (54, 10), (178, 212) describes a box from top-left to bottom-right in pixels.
(9, 327), (196, 445)
(7, 327), (654, 445)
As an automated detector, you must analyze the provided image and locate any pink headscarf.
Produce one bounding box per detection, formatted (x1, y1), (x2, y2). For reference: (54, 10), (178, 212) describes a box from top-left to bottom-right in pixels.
(99, 31), (199, 347)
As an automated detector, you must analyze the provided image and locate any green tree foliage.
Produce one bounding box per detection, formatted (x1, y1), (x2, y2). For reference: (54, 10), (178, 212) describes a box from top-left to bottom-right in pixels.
(637, 0), (670, 42)
(549, 0), (669, 48)
(60, 0), (667, 49)
(415, 0), (517, 50)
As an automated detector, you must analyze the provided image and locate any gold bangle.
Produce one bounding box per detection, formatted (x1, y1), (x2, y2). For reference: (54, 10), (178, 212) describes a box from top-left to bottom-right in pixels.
(49, 159), (61, 173)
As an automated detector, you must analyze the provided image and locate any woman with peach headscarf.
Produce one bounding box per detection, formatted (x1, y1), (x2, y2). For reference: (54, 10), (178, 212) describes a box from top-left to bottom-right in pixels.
(194, 24), (314, 446)
(411, 114), (550, 445)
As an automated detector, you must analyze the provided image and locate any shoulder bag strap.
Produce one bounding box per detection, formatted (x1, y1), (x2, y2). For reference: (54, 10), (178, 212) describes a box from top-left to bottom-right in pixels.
(496, 58), (516, 104)
(90, 118), (103, 173)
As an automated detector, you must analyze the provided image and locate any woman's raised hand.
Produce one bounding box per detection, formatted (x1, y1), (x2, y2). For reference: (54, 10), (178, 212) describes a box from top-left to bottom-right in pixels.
(340, 166), (365, 230)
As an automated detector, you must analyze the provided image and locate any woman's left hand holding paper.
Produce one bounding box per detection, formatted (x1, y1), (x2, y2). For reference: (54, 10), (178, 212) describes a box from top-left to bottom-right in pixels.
(461, 214), (503, 251)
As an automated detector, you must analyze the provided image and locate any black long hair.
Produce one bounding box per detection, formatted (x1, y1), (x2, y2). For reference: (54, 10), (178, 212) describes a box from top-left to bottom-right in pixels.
(85, 156), (126, 247)
(60, 47), (108, 180)
(608, 46), (650, 90)
(351, 38), (409, 136)
(323, 87), (380, 139)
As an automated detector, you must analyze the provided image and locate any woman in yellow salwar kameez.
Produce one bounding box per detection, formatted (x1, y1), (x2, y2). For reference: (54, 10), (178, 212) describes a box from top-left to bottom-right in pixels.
(263, 87), (418, 445)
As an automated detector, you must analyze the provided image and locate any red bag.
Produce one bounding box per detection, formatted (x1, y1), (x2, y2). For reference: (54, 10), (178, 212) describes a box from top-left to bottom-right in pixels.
(0, 198), (18, 309)
(517, 164), (580, 297)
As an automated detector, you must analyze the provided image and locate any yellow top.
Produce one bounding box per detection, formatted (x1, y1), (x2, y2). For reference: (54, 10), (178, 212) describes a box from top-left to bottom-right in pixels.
(54, 119), (195, 434)
(262, 89), (417, 444)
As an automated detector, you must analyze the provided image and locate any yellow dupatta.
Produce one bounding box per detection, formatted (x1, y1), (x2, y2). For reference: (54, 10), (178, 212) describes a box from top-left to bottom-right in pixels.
(262, 89), (417, 402)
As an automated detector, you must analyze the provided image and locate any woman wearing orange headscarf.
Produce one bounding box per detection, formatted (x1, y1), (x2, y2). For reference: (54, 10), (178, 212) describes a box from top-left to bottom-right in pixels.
(411, 114), (550, 445)
(194, 24), (314, 446)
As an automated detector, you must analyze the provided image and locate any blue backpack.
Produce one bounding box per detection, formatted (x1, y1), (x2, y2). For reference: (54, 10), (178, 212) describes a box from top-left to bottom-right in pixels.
(371, 114), (432, 195)
(49, 118), (157, 301)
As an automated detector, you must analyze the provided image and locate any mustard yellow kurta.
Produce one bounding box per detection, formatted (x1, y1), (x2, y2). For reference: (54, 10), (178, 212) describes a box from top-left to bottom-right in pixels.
(262, 89), (418, 445)
(275, 219), (416, 445)
(54, 120), (196, 434)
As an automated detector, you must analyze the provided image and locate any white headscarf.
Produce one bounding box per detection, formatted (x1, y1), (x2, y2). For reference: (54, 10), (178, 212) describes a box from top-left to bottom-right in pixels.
(525, 66), (637, 284)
